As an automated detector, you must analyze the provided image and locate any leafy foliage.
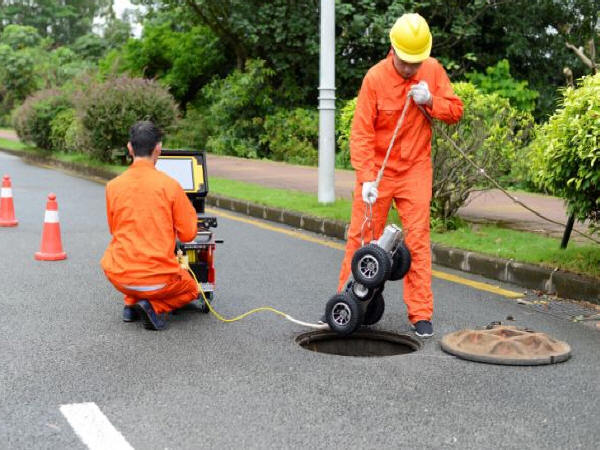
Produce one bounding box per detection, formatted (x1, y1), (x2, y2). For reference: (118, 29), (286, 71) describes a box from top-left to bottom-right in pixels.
(133, 0), (597, 118)
(335, 98), (357, 169)
(49, 108), (78, 152)
(262, 108), (319, 166)
(71, 33), (108, 60)
(201, 59), (275, 159)
(465, 60), (539, 112)
(431, 82), (534, 226)
(165, 102), (211, 150)
(0, 24), (42, 49)
(0, 0), (112, 46)
(0, 44), (38, 122)
(530, 73), (600, 229)
(75, 76), (179, 161)
(99, 21), (225, 106)
(12, 89), (71, 150)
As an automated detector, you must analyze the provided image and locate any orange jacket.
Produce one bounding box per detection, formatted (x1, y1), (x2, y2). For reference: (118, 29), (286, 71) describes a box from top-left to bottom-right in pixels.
(101, 158), (197, 285)
(351, 53), (463, 183)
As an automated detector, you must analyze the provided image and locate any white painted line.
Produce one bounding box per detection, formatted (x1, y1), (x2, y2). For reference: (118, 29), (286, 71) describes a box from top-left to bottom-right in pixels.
(60, 402), (134, 450)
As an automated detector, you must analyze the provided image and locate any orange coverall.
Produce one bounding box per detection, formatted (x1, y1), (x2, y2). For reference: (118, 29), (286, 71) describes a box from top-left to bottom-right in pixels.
(101, 158), (198, 314)
(339, 53), (463, 324)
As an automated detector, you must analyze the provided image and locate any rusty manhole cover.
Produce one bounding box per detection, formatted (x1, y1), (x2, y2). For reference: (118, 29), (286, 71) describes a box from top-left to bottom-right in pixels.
(441, 325), (571, 365)
(296, 329), (422, 357)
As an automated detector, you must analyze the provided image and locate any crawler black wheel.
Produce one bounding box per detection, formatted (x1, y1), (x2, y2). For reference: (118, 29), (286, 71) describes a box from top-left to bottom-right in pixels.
(198, 291), (213, 314)
(363, 294), (385, 326)
(351, 244), (391, 288)
(390, 243), (411, 281)
(325, 293), (363, 336)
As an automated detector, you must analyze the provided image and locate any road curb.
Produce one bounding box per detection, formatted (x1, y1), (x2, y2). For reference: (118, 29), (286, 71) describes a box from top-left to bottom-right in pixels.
(2, 147), (598, 304)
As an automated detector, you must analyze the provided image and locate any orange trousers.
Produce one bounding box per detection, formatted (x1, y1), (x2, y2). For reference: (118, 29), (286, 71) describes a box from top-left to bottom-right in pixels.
(105, 268), (198, 314)
(338, 162), (433, 323)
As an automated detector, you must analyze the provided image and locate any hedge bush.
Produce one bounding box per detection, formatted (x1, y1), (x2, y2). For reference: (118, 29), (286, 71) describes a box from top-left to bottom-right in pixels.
(76, 76), (178, 162)
(12, 89), (71, 150)
(261, 108), (318, 166)
(202, 59), (274, 159)
(49, 108), (77, 152)
(530, 72), (600, 230)
(336, 98), (356, 169)
(431, 82), (534, 227)
(165, 103), (211, 150)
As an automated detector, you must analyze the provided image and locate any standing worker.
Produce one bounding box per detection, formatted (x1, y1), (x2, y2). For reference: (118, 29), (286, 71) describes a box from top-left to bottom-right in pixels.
(338, 13), (463, 337)
(101, 121), (199, 330)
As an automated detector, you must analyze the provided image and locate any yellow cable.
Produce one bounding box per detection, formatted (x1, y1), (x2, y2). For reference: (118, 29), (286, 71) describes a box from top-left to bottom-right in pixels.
(180, 253), (289, 323)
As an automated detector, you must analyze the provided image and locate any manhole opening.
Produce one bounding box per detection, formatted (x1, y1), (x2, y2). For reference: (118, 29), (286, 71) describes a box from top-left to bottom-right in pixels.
(296, 330), (422, 357)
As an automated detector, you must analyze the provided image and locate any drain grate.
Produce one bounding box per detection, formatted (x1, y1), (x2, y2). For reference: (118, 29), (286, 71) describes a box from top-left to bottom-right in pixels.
(296, 329), (422, 357)
(524, 299), (599, 321)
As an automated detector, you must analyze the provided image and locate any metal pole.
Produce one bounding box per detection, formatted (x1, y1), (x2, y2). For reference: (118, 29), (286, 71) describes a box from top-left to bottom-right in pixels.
(318, 0), (336, 204)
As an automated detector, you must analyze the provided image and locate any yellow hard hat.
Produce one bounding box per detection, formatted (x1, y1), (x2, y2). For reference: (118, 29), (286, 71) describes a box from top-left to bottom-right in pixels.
(389, 13), (432, 63)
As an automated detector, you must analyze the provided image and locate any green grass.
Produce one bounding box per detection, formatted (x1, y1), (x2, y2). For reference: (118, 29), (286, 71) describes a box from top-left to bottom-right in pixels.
(431, 224), (600, 278)
(0, 137), (31, 151)
(50, 151), (127, 174)
(210, 177), (354, 222)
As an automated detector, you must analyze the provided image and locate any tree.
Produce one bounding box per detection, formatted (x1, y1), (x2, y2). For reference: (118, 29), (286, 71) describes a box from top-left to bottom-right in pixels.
(0, 0), (113, 46)
(530, 72), (600, 231)
(465, 60), (539, 112)
(71, 33), (108, 60)
(99, 19), (225, 107)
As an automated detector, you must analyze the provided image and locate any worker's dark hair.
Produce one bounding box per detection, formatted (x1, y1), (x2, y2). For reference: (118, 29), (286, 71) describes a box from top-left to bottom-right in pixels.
(129, 121), (163, 157)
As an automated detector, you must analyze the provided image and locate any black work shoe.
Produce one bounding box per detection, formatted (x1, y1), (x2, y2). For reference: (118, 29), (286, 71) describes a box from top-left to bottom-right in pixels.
(135, 300), (168, 330)
(413, 320), (433, 338)
(123, 305), (140, 322)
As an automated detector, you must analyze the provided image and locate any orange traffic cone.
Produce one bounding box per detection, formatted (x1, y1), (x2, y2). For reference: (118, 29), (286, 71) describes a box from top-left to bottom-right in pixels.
(35, 193), (66, 261)
(0, 175), (18, 227)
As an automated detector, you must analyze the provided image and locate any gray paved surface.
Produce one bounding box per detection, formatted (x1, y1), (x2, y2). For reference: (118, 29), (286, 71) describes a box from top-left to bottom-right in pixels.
(1, 151), (600, 449)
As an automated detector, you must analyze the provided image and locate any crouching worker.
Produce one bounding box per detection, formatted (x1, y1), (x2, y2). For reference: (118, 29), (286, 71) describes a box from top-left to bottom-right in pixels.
(101, 121), (198, 330)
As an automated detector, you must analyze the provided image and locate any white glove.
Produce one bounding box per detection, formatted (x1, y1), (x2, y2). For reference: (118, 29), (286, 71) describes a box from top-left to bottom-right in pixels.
(410, 80), (432, 105)
(362, 181), (378, 205)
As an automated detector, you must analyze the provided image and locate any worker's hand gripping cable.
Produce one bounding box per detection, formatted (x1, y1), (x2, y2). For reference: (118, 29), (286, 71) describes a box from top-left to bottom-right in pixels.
(177, 250), (329, 329)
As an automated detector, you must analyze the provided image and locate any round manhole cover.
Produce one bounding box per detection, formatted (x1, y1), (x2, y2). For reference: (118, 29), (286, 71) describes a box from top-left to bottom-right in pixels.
(441, 325), (571, 365)
(296, 329), (422, 357)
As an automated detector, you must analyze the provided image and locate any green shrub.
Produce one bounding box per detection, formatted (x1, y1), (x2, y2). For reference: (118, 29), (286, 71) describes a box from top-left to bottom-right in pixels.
(165, 103), (211, 150)
(202, 59), (274, 159)
(261, 108), (318, 165)
(432, 82), (534, 226)
(336, 98), (356, 169)
(49, 108), (77, 152)
(63, 115), (88, 153)
(530, 72), (600, 230)
(0, 25), (42, 50)
(76, 76), (178, 162)
(465, 59), (539, 113)
(12, 89), (71, 150)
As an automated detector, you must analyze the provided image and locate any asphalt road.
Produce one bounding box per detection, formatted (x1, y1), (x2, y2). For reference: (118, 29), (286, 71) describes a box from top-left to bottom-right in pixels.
(1, 151), (599, 449)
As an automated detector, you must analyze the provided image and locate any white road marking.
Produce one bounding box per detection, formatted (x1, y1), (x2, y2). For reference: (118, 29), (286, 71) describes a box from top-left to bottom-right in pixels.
(60, 402), (134, 450)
